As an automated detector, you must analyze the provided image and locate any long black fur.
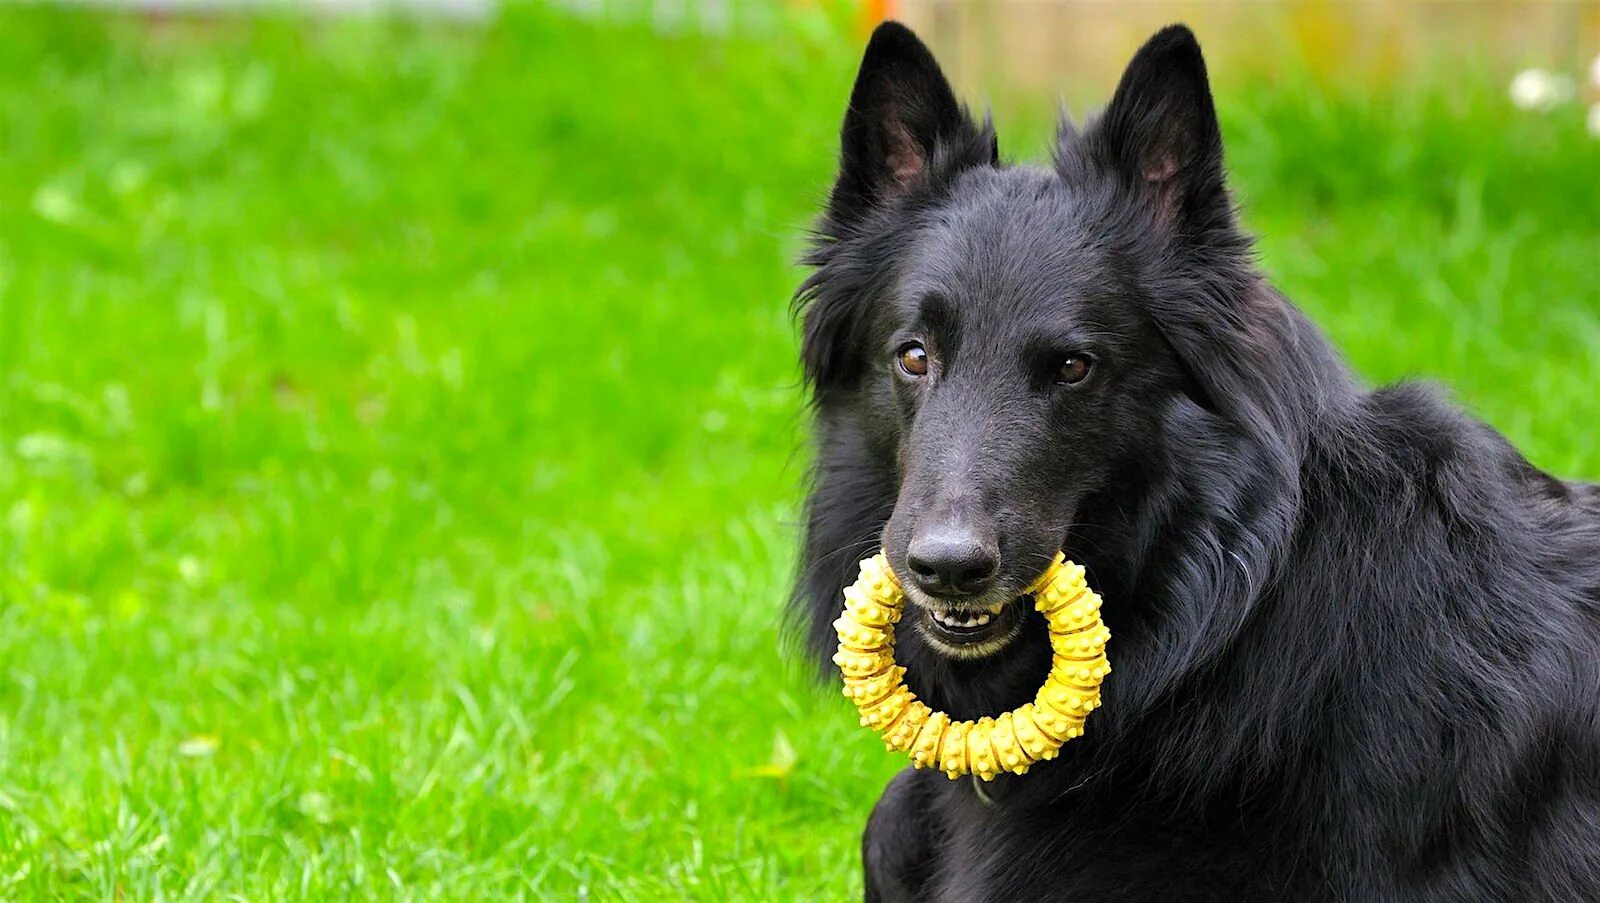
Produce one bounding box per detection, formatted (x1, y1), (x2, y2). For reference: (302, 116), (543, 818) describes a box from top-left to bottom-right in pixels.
(791, 22), (1600, 902)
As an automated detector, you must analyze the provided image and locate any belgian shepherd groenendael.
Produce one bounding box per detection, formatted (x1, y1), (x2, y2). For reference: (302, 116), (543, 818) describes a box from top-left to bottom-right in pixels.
(791, 22), (1600, 901)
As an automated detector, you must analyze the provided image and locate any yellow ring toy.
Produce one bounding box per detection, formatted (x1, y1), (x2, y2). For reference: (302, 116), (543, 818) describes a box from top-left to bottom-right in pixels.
(832, 551), (1110, 781)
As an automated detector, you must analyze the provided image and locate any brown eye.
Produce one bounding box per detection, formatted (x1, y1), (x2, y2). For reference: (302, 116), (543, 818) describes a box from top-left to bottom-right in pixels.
(897, 342), (929, 377)
(1057, 354), (1093, 385)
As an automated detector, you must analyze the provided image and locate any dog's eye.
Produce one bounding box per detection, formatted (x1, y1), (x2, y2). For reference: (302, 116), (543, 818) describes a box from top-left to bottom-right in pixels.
(897, 342), (930, 378)
(1056, 354), (1093, 385)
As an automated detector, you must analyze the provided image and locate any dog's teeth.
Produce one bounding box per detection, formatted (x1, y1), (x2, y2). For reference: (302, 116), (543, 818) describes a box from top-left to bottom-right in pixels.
(985, 603), (1004, 614)
(930, 606), (1000, 630)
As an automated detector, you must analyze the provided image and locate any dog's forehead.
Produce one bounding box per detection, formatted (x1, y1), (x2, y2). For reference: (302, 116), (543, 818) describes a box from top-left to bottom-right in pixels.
(901, 167), (1120, 323)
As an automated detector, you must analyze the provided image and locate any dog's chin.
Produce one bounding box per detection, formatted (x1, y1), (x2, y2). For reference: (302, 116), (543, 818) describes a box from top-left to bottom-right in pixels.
(908, 591), (1029, 660)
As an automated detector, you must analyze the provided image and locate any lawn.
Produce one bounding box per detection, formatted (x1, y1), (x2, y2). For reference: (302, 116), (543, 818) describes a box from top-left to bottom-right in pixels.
(1, 6), (1596, 899)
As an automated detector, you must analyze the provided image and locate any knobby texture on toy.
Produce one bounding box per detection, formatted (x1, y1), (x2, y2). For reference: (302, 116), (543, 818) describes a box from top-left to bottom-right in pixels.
(832, 552), (1111, 781)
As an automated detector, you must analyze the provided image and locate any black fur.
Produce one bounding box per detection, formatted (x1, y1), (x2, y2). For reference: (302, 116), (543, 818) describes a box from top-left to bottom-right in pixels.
(791, 22), (1600, 901)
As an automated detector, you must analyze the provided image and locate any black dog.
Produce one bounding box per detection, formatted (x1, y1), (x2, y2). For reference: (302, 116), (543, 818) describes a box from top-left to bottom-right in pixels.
(791, 22), (1600, 901)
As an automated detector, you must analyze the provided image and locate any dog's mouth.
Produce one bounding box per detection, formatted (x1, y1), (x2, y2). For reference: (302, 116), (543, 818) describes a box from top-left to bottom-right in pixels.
(914, 596), (1027, 659)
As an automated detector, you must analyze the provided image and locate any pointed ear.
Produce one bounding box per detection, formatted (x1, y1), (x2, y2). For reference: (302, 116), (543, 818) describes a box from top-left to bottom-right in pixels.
(827, 22), (994, 228)
(1091, 25), (1230, 231)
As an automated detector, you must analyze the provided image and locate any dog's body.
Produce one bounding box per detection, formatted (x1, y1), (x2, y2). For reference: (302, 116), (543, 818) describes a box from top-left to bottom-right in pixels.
(791, 23), (1600, 901)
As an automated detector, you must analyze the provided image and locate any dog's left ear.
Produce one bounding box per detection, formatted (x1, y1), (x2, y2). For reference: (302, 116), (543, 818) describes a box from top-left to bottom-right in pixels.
(1089, 25), (1231, 234)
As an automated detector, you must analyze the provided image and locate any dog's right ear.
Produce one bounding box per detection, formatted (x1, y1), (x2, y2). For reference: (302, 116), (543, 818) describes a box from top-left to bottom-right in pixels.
(825, 22), (994, 230)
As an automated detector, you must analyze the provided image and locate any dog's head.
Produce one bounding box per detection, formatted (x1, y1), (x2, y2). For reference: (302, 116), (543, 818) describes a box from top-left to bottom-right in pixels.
(797, 24), (1272, 699)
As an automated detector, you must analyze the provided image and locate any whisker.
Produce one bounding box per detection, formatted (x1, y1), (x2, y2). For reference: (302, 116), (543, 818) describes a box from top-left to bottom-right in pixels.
(795, 535), (883, 584)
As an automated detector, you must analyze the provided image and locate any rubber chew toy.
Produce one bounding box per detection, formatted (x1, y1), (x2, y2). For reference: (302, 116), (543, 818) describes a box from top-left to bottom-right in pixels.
(832, 551), (1110, 781)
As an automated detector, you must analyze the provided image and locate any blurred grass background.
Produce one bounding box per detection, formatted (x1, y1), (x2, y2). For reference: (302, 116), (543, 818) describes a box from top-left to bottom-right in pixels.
(1, 3), (1597, 898)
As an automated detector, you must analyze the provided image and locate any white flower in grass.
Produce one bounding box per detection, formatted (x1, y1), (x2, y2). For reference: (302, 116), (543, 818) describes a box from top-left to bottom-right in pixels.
(177, 735), (219, 758)
(1509, 68), (1574, 112)
(178, 555), (204, 585)
(1588, 104), (1600, 140)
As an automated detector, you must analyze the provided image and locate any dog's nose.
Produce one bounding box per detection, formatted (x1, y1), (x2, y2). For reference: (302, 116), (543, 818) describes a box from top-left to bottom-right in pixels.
(906, 528), (999, 597)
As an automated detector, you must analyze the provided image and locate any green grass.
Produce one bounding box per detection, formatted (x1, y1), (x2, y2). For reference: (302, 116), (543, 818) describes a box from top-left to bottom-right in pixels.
(1, 7), (1596, 899)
